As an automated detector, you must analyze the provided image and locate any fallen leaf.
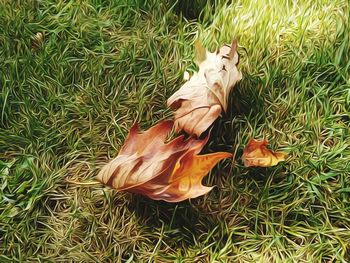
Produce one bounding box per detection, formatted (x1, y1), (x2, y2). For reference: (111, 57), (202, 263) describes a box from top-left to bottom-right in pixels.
(242, 139), (287, 167)
(31, 32), (44, 49)
(167, 39), (242, 137)
(97, 120), (232, 202)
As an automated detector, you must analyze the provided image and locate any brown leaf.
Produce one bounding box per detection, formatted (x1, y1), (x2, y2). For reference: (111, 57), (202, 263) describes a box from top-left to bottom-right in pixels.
(31, 32), (44, 49)
(242, 139), (287, 167)
(97, 120), (232, 202)
(167, 39), (242, 137)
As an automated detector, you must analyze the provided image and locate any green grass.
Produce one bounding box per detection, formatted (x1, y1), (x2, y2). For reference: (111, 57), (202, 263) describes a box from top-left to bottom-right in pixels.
(1, 0), (350, 261)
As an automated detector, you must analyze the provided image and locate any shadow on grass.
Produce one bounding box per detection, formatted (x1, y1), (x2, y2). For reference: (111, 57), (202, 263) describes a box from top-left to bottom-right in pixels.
(128, 195), (219, 247)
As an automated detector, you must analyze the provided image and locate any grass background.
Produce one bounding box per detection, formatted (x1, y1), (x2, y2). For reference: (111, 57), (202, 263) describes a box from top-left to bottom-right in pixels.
(1, 0), (350, 261)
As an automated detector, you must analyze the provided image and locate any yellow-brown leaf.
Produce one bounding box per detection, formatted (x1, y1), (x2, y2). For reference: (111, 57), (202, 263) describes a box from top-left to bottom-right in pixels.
(242, 139), (287, 167)
(97, 120), (231, 202)
(142, 151), (232, 202)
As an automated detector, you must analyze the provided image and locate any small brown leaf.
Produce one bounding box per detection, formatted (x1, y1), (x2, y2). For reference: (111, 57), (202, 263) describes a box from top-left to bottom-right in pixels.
(194, 40), (207, 64)
(32, 32), (44, 49)
(167, 40), (242, 137)
(97, 120), (231, 202)
(242, 139), (287, 167)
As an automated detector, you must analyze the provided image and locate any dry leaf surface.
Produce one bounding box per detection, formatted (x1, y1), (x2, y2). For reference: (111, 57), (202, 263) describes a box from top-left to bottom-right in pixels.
(167, 40), (242, 137)
(97, 120), (232, 202)
(242, 139), (287, 167)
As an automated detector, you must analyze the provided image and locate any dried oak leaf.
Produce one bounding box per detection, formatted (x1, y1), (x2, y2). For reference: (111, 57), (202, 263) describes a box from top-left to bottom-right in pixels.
(167, 39), (242, 137)
(242, 139), (287, 167)
(97, 120), (231, 202)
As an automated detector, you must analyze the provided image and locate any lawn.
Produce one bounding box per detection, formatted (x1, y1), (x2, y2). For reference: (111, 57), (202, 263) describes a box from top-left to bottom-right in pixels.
(1, 0), (350, 261)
